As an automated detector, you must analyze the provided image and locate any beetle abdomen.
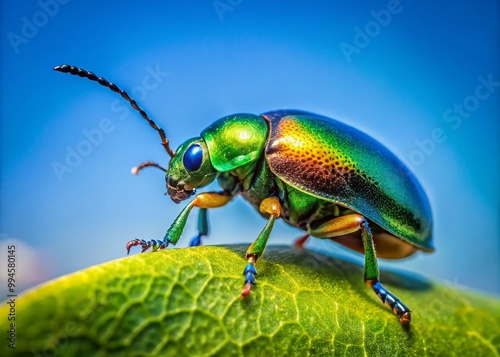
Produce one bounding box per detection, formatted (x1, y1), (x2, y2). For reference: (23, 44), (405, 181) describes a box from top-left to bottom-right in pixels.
(262, 110), (433, 252)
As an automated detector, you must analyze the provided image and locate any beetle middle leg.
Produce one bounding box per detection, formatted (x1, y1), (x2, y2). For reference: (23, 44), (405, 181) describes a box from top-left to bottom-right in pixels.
(241, 197), (281, 297)
(309, 214), (412, 325)
(189, 208), (208, 247)
(126, 192), (232, 254)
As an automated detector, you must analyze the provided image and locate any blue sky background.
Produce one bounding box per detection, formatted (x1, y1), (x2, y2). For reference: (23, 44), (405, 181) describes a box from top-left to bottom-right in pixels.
(1, 1), (499, 296)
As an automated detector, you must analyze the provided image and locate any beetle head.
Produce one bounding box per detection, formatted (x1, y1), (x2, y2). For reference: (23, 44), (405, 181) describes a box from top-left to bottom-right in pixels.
(166, 137), (218, 203)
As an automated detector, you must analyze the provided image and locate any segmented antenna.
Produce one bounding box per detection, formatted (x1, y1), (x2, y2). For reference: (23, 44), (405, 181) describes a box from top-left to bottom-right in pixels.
(53, 64), (175, 158)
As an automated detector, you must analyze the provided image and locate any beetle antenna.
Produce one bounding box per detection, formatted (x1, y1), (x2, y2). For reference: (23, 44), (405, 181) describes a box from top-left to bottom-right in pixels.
(53, 64), (175, 158)
(131, 161), (167, 175)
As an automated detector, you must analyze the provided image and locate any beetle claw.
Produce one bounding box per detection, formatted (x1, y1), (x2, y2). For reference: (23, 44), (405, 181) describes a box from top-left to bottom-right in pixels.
(241, 283), (252, 297)
(126, 239), (141, 254)
(399, 311), (411, 325)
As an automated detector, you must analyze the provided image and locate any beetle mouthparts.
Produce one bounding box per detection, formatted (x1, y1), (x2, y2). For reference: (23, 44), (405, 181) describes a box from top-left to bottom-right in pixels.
(167, 185), (195, 203)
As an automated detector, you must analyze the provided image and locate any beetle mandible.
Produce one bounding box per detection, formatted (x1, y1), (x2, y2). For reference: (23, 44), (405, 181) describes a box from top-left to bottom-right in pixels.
(54, 64), (433, 325)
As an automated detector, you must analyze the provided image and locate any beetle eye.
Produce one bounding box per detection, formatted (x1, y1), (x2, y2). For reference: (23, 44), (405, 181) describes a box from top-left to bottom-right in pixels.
(183, 144), (203, 172)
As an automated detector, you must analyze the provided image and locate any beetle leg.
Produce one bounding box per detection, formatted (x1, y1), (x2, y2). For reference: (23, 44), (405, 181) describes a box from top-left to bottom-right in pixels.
(189, 208), (209, 247)
(241, 197), (281, 297)
(126, 192), (231, 254)
(308, 214), (412, 325)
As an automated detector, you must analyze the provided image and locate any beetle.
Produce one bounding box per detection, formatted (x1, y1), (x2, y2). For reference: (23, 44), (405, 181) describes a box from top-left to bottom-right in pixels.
(54, 64), (433, 325)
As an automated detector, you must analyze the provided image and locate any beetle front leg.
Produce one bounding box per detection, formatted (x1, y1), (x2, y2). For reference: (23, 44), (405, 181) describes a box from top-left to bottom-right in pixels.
(241, 197), (281, 297)
(126, 192), (232, 254)
(309, 214), (411, 325)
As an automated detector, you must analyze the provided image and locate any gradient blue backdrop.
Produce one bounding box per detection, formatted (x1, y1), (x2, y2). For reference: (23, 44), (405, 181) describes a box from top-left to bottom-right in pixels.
(1, 1), (499, 296)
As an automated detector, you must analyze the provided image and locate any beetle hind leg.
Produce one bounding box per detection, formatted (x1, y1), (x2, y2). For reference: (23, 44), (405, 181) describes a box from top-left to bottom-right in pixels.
(309, 213), (412, 325)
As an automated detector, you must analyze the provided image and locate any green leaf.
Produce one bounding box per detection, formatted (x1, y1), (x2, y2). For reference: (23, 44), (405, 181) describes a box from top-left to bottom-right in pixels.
(1, 245), (499, 356)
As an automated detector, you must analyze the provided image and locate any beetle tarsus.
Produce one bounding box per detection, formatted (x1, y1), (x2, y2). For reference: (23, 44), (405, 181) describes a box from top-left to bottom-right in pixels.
(151, 239), (161, 251)
(241, 262), (257, 297)
(189, 234), (203, 247)
(126, 238), (167, 254)
(140, 241), (152, 253)
(371, 281), (411, 325)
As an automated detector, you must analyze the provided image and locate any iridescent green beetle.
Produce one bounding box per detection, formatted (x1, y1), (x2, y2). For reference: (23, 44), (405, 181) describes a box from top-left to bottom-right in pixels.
(55, 64), (433, 325)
